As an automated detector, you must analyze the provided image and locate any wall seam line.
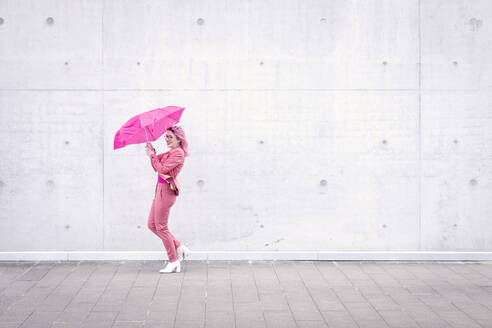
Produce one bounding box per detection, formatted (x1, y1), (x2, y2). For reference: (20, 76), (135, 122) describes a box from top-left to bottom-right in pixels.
(101, 0), (105, 250)
(418, 0), (422, 251)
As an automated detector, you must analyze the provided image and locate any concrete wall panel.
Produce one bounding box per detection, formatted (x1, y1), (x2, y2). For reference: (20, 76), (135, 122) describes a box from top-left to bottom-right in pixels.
(0, 91), (103, 250)
(421, 91), (492, 250)
(421, 0), (492, 90)
(0, 0), (103, 89)
(103, 0), (418, 90)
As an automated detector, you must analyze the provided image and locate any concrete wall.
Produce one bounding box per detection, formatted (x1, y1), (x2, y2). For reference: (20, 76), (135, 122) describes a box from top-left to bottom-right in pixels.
(1, 0), (491, 260)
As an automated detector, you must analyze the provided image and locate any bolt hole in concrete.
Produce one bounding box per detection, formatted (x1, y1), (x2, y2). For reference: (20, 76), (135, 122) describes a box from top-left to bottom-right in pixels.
(65, 225), (70, 230)
(260, 224), (264, 228)
(382, 224), (387, 228)
(137, 61), (141, 66)
(453, 61), (458, 66)
(469, 179), (478, 186)
(46, 17), (54, 25)
(320, 179), (327, 186)
(0, 17), (4, 25)
(65, 140), (69, 145)
(197, 179), (205, 187)
(259, 61), (264, 66)
(468, 17), (483, 30)
(196, 18), (204, 25)
(46, 180), (55, 191)
(259, 140), (264, 144)
(382, 139), (387, 145)
(137, 225), (141, 229)
(382, 61), (387, 66)
(64, 62), (69, 66)
(320, 18), (327, 23)
(454, 139), (458, 144)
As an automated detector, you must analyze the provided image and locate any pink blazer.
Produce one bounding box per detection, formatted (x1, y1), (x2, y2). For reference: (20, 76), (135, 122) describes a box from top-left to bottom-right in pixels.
(149, 147), (185, 196)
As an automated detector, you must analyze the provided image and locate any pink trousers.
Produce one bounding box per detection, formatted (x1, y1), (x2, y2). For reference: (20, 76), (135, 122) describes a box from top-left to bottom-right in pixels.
(148, 182), (181, 262)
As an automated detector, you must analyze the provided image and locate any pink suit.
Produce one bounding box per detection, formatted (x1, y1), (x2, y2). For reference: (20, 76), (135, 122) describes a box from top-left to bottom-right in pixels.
(147, 147), (185, 262)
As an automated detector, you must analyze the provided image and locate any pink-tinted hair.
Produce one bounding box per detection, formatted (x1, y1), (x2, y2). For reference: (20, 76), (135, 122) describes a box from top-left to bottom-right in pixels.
(167, 125), (189, 157)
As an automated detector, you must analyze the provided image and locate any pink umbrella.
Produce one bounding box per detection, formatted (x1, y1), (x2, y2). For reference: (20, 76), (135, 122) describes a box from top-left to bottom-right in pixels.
(113, 106), (185, 150)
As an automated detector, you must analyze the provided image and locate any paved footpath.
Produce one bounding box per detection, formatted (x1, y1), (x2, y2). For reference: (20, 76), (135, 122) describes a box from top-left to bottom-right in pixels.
(1, 261), (492, 328)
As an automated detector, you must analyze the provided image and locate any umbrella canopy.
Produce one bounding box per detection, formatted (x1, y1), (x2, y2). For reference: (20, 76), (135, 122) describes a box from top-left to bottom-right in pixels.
(113, 106), (185, 150)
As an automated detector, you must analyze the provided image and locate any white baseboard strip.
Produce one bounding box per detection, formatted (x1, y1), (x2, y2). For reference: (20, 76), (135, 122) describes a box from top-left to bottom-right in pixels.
(1, 251), (492, 261)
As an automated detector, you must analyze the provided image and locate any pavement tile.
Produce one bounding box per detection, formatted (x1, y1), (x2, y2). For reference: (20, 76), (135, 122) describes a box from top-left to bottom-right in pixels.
(148, 300), (177, 312)
(0, 323), (24, 328)
(62, 301), (95, 313)
(259, 298), (290, 311)
(83, 311), (118, 323)
(263, 311), (296, 328)
(310, 292), (346, 311)
(288, 300), (324, 321)
(234, 309), (264, 322)
(377, 310), (420, 328)
(435, 311), (483, 328)
(53, 310), (88, 323)
(206, 299), (234, 312)
(90, 303), (122, 312)
(174, 320), (204, 328)
(0, 304), (35, 321)
(20, 287), (53, 303)
(114, 308), (148, 321)
(80, 322), (113, 328)
(111, 322), (144, 328)
(364, 294), (402, 311)
(1, 281), (36, 297)
(205, 310), (235, 327)
(51, 323), (75, 328)
(18, 311), (61, 328)
(175, 308), (205, 322)
(144, 324), (173, 328)
(145, 310), (175, 323)
(236, 318), (266, 328)
(296, 321), (328, 328)
(322, 310), (358, 327)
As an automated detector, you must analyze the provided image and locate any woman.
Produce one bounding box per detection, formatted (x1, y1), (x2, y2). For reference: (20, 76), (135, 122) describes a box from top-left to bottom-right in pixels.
(145, 125), (191, 273)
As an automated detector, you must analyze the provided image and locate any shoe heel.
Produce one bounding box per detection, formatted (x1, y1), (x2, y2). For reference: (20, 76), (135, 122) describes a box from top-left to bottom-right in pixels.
(176, 262), (181, 273)
(183, 247), (191, 260)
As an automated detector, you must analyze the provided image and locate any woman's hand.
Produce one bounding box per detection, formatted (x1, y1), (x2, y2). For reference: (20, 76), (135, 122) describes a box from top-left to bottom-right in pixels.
(145, 142), (156, 157)
(145, 142), (155, 151)
(158, 173), (171, 181)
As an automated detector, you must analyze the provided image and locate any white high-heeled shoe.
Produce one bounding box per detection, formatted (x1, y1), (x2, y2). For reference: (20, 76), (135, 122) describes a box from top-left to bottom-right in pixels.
(177, 245), (191, 261)
(159, 260), (181, 273)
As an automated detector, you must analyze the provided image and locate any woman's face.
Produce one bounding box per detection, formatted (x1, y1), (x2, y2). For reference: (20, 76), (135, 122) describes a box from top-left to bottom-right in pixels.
(165, 130), (180, 148)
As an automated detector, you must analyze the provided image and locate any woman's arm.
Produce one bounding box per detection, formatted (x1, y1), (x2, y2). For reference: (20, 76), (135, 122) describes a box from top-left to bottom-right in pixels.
(146, 143), (158, 171)
(150, 154), (161, 172)
(150, 149), (184, 175)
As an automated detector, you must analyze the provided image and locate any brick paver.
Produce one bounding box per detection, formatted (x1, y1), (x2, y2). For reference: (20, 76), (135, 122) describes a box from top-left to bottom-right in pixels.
(1, 261), (492, 327)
